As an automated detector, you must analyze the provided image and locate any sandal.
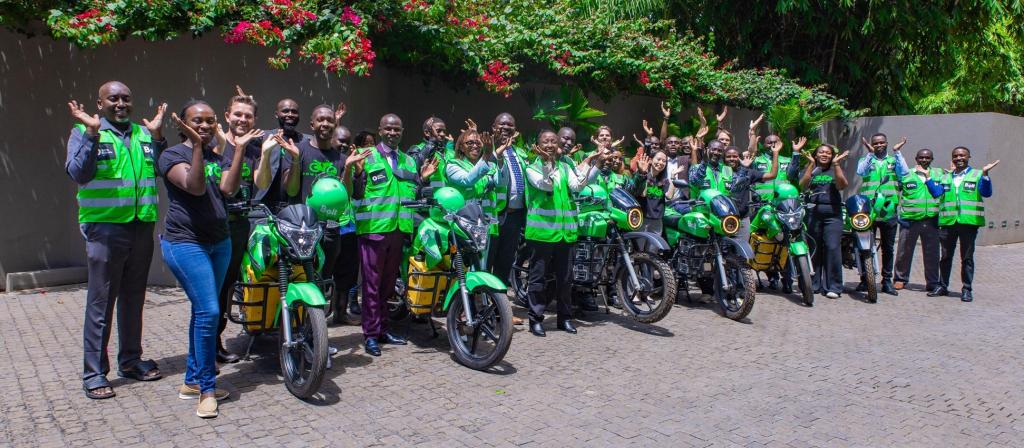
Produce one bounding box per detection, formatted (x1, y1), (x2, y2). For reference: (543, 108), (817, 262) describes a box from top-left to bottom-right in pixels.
(118, 359), (162, 382)
(84, 385), (116, 400)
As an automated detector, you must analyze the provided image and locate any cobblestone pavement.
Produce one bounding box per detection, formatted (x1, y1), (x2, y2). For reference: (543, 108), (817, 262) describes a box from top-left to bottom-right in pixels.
(2, 243), (1024, 448)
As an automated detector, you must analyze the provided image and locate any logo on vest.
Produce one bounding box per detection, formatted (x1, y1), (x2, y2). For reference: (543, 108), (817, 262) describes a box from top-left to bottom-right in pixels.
(905, 182), (918, 190)
(369, 169), (388, 185)
(963, 181), (977, 191)
(97, 143), (116, 161)
(141, 143), (154, 159)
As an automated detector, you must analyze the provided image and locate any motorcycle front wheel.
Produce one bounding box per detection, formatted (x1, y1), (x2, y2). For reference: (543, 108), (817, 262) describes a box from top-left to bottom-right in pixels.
(861, 249), (878, 303)
(614, 251), (677, 324)
(794, 254), (814, 307)
(279, 306), (328, 399)
(447, 289), (513, 371)
(715, 260), (757, 321)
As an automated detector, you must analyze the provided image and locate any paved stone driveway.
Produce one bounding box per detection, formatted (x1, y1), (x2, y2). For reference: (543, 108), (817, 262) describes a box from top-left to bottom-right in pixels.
(2, 243), (1023, 447)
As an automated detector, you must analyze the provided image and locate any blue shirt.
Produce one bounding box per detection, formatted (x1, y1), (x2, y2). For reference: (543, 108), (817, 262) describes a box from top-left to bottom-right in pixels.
(925, 166), (993, 198)
(856, 151), (909, 178)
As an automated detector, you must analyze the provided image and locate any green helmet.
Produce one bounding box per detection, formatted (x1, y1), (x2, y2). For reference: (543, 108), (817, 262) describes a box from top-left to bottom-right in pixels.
(433, 187), (465, 213)
(307, 177), (350, 222)
(774, 183), (799, 200)
(578, 184), (609, 202)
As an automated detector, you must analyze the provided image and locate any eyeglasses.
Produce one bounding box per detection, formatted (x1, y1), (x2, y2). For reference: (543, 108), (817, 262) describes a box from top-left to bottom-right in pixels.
(464, 140), (482, 147)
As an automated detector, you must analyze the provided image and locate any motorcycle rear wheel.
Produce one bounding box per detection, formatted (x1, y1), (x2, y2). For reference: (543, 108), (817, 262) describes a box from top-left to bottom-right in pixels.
(715, 260), (756, 321)
(279, 306), (328, 399)
(447, 289), (513, 371)
(795, 254), (814, 307)
(614, 251), (676, 324)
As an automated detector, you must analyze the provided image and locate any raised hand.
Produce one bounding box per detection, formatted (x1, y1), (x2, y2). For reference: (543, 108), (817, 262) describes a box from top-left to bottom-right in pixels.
(716, 105), (728, 123)
(915, 165), (929, 178)
(893, 136), (907, 152)
(235, 128), (265, 149)
(235, 85), (249, 98)
(642, 119), (654, 137)
(661, 101), (672, 119)
(982, 160), (1000, 175)
(68, 100), (101, 134)
(770, 138), (783, 154)
(273, 134), (300, 161)
(636, 151), (651, 173)
(696, 107), (707, 128)
(949, 160), (956, 171)
(345, 148), (372, 174)
(171, 112), (201, 145)
(214, 123), (228, 153)
(802, 149), (816, 164)
(569, 144), (582, 155)
(334, 101), (347, 122)
(419, 156), (439, 179)
(741, 151), (755, 168)
(792, 136), (807, 153)
(749, 113), (764, 131)
(495, 131), (518, 159)
(695, 124), (709, 140)
(860, 136), (873, 151)
(611, 137), (625, 148)
(632, 133), (644, 147)
(143, 102), (167, 139)
(463, 118), (478, 133)
(832, 150), (850, 166)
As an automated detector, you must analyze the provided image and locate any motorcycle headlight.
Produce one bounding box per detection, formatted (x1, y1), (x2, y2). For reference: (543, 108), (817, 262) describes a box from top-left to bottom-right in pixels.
(277, 221), (322, 259)
(721, 215), (740, 236)
(456, 215), (490, 252)
(778, 209), (805, 231)
(851, 213), (871, 231)
(627, 208), (643, 230)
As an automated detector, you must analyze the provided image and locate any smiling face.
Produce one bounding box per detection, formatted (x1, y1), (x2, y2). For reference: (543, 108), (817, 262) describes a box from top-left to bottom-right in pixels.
(310, 107), (337, 143)
(378, 114), (404, 148)
(275, 99), (300, 133)
(951, 147), (970, 170)
(646, 136), (662, 152)
(492, 113), (516, 139)
(815, 145), (834, 166)
(915, 149), (933, 169)
(870, 134), (888, 156)
(596, 127), (612, 145)
(651, 151), (668, 174)
(536, 131), (559, 159)
(724, 148), (741, 169)
(706, 140), (725, 163)
(716, 130), (731, 146)
(664, 136), (682, 157)
(458, 131), (483, 162)
(97, 82), (133, 124)
(332, 126), (352, 152)
(225, 102), (256, 137)
(184, 103), (217, 146)
(558, 128), (576, 151)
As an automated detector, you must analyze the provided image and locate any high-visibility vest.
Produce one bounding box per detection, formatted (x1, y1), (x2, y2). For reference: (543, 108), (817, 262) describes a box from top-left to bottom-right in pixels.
(409, 140), (453, 190)
(898, 168), (943, 220)
(938, 169), (986, 227)
(752, 153), (793, 199)
(860, 155), (899, 198)
(598, 171), (626, 192)
(353, 146), (417, 235)
(690, 164), (733, 199)
(524, 160), (578, 243)
(493, 146), (530, 213)
(74, 123), (159, 223)
(446, 157), (499, 235)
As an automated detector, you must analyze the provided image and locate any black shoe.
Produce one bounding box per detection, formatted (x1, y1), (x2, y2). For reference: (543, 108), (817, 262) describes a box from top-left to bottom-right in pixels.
(881, 281), (898, 296)
(348, 296), (362, 315)
(961, 290), (973, 302)
(580, 296), (599, 312)
(607, 295), (622, 309)
(557, 320), (578, 334)
(781, 283), (793, 294)
(217, 348), (240, 364)
(768, 279), (779, 291)
(381, 332), (407, 345)
(856, 281), (868, 292)
(926, 286), (949, 297)
(364, 338), (381, 356)
(529, 321), (546, 337)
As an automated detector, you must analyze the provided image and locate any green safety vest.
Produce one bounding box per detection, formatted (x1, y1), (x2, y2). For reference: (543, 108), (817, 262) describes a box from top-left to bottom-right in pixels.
(525, 160), (578, 243)
(353, 146), (417, 235)
(74, 123), (159, 223)
(597, 171), (626, 192)
(493, 145), (530, 213)
(938, 169), (986, 227)
(446, 157), (499, 234)
(860, 155), (899, 198)
(752, 153), (793, 199)
(690, 164), (733, 199)
(898, 168), (943, 221)
(409, 140), (454, 190)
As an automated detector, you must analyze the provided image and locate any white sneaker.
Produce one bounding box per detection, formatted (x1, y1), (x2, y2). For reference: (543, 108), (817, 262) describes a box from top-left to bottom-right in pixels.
(825, 292), (839, 299)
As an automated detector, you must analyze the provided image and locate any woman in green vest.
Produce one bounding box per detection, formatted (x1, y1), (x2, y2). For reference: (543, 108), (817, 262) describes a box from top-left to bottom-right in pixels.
(523, 130), (597, 337)
(445, 130), (511, 257)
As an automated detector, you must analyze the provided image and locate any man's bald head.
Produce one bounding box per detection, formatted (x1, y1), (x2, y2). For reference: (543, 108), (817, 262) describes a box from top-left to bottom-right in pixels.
(378, 114), (404, 147)
(97, 81), (133, 123)
(492, 112), (516, 139)
(275, 98), (300, 133)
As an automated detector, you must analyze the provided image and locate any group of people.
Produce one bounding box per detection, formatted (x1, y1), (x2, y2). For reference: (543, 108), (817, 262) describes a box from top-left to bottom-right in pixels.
(64, 80), (997, 418)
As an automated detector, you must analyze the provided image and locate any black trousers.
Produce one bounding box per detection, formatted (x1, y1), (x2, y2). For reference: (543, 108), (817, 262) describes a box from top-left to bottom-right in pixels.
(806, 210), (843, 294)
(894, 217), (940, 289)
(80, 221), (154, 389)
(939, 224), (979, 292)
(490, 208), (525, 284)
(526, 240), (573, 323)
(869, 218), (899, 283)
(321, 231), (360, 316)
(217, 218), (251, 341)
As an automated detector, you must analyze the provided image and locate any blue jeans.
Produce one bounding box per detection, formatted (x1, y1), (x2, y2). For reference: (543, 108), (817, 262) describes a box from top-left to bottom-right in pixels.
(161, 237), (231, 393)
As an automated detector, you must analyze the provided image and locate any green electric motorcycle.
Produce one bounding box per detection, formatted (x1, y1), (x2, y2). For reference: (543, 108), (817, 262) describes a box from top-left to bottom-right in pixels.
(664, 183), (757, 321)
(748, 183), (815, 306)
(229, 178), (348, 399)
(509, 184), (676, 324)
(390, 187), (513, 371)
(841, 185), (896, 304)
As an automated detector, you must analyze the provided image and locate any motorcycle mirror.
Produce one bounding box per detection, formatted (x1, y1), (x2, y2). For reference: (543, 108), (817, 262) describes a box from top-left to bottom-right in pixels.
(671, 179), (689, 189)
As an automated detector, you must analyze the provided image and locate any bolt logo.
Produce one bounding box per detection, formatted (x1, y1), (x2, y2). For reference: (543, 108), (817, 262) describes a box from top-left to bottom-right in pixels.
(647, 185), (663, 198)
(306, 160), (338, 177)
(319, 204), (339, 218)
(810, 174), (832, 185)
(240, 162), (252, 179)
(205, 162), (223, 181)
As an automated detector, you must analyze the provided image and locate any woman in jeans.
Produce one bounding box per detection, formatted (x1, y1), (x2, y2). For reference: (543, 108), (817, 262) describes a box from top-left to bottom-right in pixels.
(799, 144), (850, 299)
(159, 100), (247, 418)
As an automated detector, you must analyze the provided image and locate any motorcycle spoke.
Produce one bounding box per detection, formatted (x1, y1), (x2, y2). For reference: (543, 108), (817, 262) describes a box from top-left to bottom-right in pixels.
(479, 322), (500, 343)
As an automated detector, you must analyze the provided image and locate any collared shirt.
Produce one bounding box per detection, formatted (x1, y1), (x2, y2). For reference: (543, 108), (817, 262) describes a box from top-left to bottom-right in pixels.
(925, 166), (993, 198)
(502, 148), (527, 209)
(66, 117), (167, 184)
(856, 151), (910, 178)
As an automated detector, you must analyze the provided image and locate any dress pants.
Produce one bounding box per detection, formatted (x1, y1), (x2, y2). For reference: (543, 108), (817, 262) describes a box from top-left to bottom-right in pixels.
(526, 240), (573, 323)
(869, 218), (898, 283)
(80, 221), (154, 390)
(216, 217), (250, 340)
(321, 231), (360, 317)
(490, 208), (525, 284)
(894, 217), (940, 289)
(806, 210), (843, 294)
(939, 224), (979, 292)
(357, 231), (405, 339)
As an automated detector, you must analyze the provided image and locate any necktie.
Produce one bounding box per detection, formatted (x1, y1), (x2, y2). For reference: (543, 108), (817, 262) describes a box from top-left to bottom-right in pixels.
(507, 149), (524, 197)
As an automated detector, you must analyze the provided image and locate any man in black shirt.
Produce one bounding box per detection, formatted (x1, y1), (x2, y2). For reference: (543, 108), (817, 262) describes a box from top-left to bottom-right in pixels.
(254, 98), (309, 211)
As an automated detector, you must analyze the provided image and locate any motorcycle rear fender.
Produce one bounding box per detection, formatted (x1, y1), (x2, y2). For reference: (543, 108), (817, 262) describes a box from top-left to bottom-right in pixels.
(442, 271), (507, 310)
(789, 240), (809, 257)
(855, 231), (874, 251)
(284, 282), (328, 308)
(723, 237), (755, 260)
(623, 231), (671, 252)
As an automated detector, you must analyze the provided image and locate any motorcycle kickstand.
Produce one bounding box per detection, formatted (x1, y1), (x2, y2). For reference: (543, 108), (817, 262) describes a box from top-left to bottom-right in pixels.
(428, 315), (439, 339)
(243, 334), (257, 361)
(598, 287), (611, 314)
